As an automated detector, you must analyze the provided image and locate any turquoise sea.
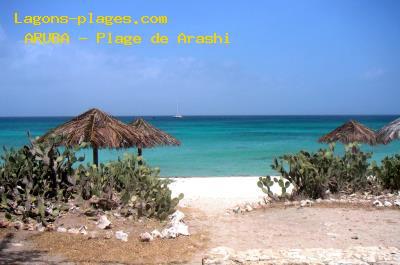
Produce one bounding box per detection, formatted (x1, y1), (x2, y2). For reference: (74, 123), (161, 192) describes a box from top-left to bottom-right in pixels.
(0, 116), (399, 177)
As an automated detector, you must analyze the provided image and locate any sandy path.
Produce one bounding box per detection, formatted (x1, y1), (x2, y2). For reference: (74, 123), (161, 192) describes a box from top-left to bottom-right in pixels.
(170, 176), (271, 213)
(169, 177), (400, 264)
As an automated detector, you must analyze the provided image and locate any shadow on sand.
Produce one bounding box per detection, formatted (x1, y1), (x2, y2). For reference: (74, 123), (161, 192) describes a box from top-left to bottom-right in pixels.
(0, 232), (63, 265)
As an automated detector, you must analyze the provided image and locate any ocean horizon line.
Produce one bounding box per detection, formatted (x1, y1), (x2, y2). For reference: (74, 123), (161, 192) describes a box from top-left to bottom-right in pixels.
(0, 114), (399, 119)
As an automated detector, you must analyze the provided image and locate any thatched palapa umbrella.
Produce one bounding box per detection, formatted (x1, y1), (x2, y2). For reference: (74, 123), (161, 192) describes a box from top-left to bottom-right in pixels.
(37, 108), (143, 166)
(377, 117), (400, 145)
(130, 118), (180, 160)
(319, 120), (377, 146)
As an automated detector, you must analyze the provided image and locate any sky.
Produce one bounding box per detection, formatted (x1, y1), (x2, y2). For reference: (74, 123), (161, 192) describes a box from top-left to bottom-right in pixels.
(0, 0), (399, 116)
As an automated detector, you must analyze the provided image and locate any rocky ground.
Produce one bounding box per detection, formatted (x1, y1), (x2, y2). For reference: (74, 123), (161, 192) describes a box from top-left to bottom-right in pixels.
(1, 177), (400, 264)
(202, 246), (400, 264)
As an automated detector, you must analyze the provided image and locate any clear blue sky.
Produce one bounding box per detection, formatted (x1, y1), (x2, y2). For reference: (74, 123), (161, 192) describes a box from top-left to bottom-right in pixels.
(0, 0), (399, 116)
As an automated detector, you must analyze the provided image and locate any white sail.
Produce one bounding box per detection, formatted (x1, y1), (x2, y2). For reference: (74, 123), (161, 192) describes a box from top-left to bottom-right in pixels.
(173, 103), (183, 118)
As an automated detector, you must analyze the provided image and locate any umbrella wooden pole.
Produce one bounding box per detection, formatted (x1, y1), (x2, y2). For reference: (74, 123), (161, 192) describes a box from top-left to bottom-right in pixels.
(93, 147), (99, 166)
(138, 147), (143, 165)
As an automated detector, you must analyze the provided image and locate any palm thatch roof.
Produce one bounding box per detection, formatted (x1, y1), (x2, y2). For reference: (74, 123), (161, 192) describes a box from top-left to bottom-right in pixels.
(37, 108), (143, 149)
(130, 118), (180, 148)
(377, 117), (400, 144)
(318, 120), (377, 145)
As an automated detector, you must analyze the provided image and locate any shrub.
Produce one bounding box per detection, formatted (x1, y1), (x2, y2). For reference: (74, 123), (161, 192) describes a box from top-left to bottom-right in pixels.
(373, 154), (400, 191)
(258, 144), (375, 199)
(337, 143), (373, 193)
(0, 138), (183, 223)
(0, 137), (84, 223)
(77, 154), (183, 220)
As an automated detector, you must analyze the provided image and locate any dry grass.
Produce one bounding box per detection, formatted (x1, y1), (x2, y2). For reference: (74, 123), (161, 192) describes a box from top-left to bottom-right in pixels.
(31, 231), (209, 265)
(130, 118), (180, 148)
(37, 108), (143, 149)
(319, 120), (377, 145)
(377, 117), (400, 144)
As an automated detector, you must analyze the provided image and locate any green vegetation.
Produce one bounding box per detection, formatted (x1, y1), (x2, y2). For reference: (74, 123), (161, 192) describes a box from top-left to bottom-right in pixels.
(258, 144), (397, 199)
(77, 154), (183, 220)
(0, 137), (84, 224)
(0, 137), (182, 224)
(373, 154), (400, 191)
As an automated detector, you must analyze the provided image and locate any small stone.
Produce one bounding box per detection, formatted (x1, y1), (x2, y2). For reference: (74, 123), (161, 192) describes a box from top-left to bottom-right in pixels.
(115, 230), (128, 242)
(57, 227), (67, 233)
(13, 221), (24, 230)
(151, 229), (163, 239)
(169, 210), (185, 224)
(79, 225), (88, 235)
(46, 224), (56, 231)
(104, 231), (113, 239)
(300, 200), (313, 207)
(96, 215), (111, 229)
(245, 204), (253, 212)
(351, 235), (359, 240)
(35, 223), (45, 232)
(284, 201), (292, 206)
(0, 220), (10, 228)
(373, 200), (383, 207)
(161, 227), (177, 239)
(24, 223), (34, 231)
(233, 206), (241, 214)
(139, 232), (153, 242)
(84, 209), (98, 217)
(174, 222), (190, 236)
(67, 228), (80, 234)
(315, 198), (322, 203)
(384, 201), (393, 207)
(113, 212), (121, 218)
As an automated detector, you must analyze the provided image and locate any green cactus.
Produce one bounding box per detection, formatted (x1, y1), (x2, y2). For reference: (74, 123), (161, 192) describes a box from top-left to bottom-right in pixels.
(76, 153), (183, 220)
(0, 136), (85, 223)
(257, 143), (376, 199)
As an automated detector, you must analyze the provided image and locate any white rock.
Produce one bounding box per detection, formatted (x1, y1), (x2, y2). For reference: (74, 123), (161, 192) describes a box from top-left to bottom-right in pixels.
(300, 199), (313, 207)
(315, 198), (323, 203)
(151, 229), (163, 239)
(384, 201), (393, 207)
(161, 226), (178, 239)
(245, 204), (253, 212)
(57, 227), (67, 233)
(394, 199), (400, 207)
(174, 222), (190, 236)
(169, 210), (185, 224)
(97, 215), (111, 229)
(115, 230), (128, 242)
(373, 200), (384, 207)
(79, 225), (88, 235)
(139, 232), (154, 242)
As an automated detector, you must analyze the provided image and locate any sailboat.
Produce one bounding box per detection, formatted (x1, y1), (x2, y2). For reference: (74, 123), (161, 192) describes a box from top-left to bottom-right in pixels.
(173, 103), (183, 118)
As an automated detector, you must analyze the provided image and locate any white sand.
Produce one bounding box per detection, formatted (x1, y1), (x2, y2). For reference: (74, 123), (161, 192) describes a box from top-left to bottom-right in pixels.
(169, 176), (292, 213)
